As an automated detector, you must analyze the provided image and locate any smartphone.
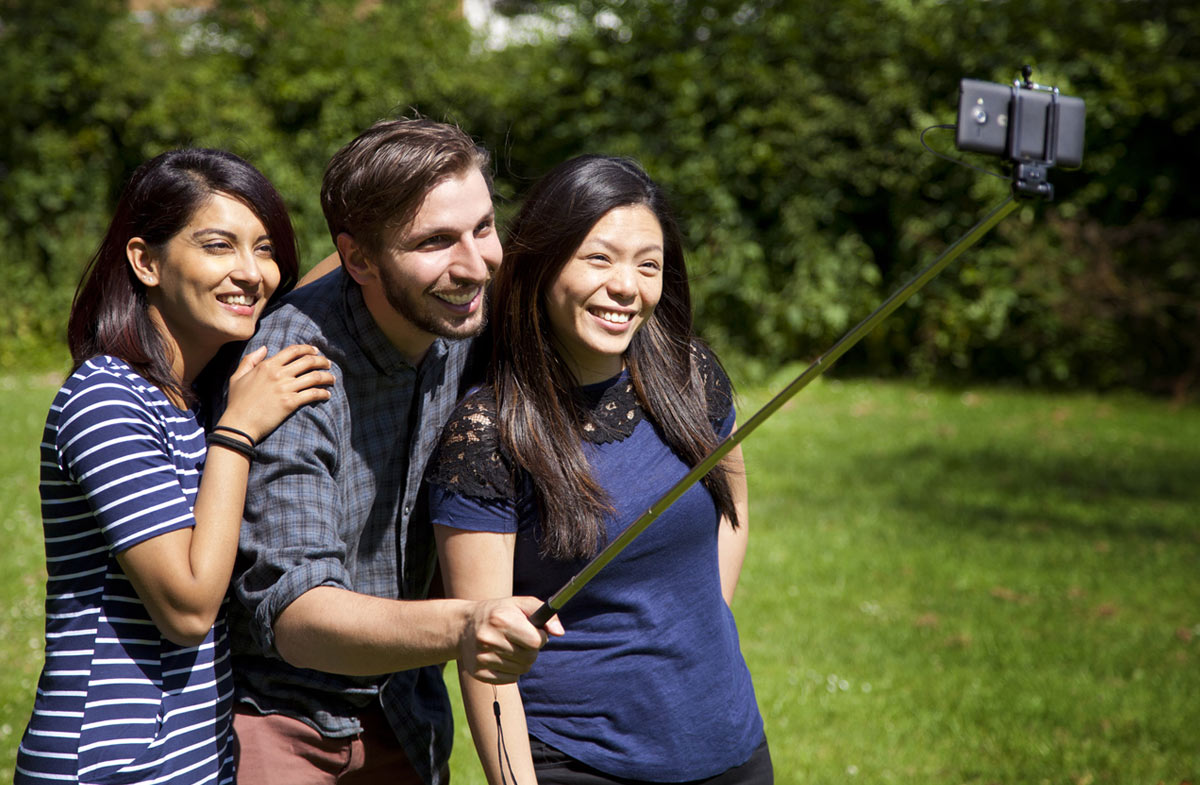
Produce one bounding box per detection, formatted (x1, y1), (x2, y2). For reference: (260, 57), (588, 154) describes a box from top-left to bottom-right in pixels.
(956, 78), (1085, 168)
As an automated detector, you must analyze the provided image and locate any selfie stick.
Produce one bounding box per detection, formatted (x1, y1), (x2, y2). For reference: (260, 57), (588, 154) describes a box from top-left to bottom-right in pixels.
(529, 193), (1022, 628)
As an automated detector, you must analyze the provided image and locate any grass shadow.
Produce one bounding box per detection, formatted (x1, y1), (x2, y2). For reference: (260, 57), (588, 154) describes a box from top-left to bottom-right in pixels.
(861, 440), (1200, 543)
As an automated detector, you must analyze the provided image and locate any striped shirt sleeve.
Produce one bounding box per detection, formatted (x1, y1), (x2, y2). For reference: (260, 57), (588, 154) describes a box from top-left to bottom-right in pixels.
(53, 369), (201, 554)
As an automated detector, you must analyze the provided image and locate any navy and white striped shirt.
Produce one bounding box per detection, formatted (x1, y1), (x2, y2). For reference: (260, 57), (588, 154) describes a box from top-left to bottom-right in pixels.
(16, 356), (234, 785)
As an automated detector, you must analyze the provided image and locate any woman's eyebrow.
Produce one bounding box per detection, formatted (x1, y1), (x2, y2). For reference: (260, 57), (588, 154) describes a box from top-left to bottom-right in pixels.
(586, 236), (663, 255)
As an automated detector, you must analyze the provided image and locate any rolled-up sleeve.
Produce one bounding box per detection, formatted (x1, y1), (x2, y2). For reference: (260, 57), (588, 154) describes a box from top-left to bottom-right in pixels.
(234, 384), (350, 655)
(219, 270), (457, 776)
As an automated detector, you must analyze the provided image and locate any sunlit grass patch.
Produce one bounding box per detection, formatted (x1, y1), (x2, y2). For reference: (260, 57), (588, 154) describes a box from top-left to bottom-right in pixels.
(734, 375), (1198, 784)
(1, 372), (1196, 784)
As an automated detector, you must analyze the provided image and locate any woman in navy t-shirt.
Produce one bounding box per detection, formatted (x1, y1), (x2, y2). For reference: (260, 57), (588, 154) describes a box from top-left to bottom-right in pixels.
(428, 155), (772, 784)
(15, 149), (332, 785)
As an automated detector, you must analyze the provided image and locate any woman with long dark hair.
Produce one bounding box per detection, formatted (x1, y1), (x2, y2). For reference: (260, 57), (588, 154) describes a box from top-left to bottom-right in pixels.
(428, 155), (771, 784)
(15, 148), (333, 784)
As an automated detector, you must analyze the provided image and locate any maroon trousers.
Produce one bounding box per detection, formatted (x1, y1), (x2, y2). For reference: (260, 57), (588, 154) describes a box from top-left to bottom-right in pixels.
(232, 705), (435, 785)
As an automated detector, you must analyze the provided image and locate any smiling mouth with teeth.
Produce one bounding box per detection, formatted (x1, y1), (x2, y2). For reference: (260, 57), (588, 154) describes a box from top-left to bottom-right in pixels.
(218, 293), (257, 307)
(591, 308), (633, 324)
(435, 288), (480, 306)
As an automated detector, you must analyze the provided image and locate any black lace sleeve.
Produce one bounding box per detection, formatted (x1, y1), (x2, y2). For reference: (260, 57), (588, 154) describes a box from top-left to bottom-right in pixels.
(691, 341), (734, 427)
(426, 389), (516, 501)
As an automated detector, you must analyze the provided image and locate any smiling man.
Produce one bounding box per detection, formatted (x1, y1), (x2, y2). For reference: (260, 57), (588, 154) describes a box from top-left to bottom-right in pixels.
(227, 119), (560, 785)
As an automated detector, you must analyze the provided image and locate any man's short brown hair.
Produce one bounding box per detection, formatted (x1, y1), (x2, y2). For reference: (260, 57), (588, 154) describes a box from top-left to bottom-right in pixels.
(320, 117), (492, 259)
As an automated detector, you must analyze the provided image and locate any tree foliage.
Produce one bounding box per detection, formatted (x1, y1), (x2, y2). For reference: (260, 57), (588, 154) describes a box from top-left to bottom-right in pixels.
(475, 0), (1199, 394)
(0, 0), (476, 367)
(1, 0), (1196, 394)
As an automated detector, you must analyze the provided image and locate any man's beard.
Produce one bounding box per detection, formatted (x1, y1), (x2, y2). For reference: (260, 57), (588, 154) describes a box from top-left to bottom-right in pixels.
(378, 265), (489, 342)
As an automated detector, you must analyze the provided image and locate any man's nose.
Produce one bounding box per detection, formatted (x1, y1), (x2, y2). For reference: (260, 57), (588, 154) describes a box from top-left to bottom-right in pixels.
(450, 234), (491, 283)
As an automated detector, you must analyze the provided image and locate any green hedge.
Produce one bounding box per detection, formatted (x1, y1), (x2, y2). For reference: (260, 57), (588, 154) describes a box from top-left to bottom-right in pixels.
(2, 0), (1196, 393)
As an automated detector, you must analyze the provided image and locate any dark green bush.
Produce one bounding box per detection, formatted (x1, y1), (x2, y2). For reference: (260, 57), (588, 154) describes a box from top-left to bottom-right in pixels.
(2, 0), (1196, 394)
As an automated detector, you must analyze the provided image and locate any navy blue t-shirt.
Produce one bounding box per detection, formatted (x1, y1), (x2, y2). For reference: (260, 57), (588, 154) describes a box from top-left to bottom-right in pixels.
(429, 362), (764, 781)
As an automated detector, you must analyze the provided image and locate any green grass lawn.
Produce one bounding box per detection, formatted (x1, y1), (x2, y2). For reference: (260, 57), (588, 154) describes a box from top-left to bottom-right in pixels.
(2, 370), (1197, 784)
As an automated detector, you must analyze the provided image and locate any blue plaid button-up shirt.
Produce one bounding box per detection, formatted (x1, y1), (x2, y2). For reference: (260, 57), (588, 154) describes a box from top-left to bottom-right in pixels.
(229, 268), (468, 785)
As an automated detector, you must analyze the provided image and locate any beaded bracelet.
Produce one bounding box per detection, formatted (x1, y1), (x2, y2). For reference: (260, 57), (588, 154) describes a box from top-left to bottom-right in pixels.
(211, 425), (257, 447)
(207, 432), (256, 461)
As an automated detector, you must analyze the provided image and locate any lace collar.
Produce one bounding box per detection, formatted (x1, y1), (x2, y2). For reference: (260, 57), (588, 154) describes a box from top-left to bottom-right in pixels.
(579, 371), (644, 444)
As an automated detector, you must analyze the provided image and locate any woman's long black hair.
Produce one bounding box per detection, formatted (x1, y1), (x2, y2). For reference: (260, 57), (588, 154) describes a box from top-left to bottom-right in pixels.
(66, 148), (299, 404)
(489, 154), (738, 560)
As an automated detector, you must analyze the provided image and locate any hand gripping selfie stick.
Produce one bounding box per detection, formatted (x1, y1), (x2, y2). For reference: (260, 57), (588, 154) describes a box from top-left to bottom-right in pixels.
(529, 68), (1085, 628)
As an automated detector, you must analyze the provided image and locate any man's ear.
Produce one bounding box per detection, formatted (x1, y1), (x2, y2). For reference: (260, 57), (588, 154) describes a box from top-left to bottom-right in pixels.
(336, 232), (376, 287)
(126, 238), (160, 288)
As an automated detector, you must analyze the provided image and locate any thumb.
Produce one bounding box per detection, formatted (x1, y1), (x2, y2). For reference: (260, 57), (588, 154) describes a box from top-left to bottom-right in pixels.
(232, 346), (269, 380)
(514, 596), (565, 637)
(541, 614), (565, 637)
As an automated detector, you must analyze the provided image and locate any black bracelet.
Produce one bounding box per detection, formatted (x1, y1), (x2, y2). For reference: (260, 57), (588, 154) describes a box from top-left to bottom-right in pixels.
(207, 432), (256, 461)
(211, 425), (257, 447)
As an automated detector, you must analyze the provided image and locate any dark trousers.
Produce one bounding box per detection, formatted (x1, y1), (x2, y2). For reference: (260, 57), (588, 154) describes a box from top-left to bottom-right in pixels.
(528, 736), (773, 785)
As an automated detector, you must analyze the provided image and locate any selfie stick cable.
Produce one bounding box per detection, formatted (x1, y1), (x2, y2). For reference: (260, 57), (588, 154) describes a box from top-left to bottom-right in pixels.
(529, 193), (1023, 628)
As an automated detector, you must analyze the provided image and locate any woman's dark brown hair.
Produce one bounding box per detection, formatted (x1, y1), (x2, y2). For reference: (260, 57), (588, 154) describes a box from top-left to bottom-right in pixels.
(67, 148), (299, 404)
(490, 154), (738, 560)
